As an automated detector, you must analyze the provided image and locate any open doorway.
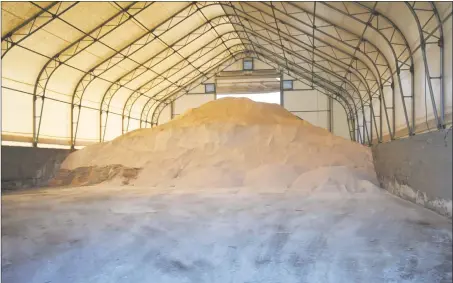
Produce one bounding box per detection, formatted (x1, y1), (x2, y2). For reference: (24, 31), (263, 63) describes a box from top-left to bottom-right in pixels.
(215, 69), (282, 105)
(216, 92), (280, 105)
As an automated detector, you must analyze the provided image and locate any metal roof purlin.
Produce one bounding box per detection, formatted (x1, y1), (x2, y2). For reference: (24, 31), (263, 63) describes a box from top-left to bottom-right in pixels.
(1, 2), (79, 58)
(5, 1), (446, 146)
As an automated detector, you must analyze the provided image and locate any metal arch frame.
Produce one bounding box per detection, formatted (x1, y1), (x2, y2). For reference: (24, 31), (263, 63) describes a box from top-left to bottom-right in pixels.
(32, 1), (154, 147)
(148, 50), (248, 124)
(24, 2), (384, 148)
(253, 1), (398, 141)
(224, 16), (378, 142)
(98, 4), (231, 114)
(1, 2), (79, 58)
(151, 51), (358, 141)
(144, 43), (364, 141)
(221, 2), (261, 65)
(120, 31), (241, 138)
(253, 51), (359, 142)
(96, 2), (386, 143)
(117, 2), (208, 80)
(269, 2), (291, 71)
(129, 1), (446, 142)
(242, 50), (360, 142)
(321, 1), (377, 143)
(239, 47), (368, 141)
(318, 1), (378, 143)
(116, 22), (252, 137)
(160, 58), (358, 141)
(108, 6), (388, 144)
(195, 2), (235, 60)
(233, 0), (421, 140)
(150, 50), (359, 142)
(227, 1), (391, 140)
(226, 5), (378, 142)
(127, 34), (368, 143)
(75, 3), (202, 147)
(146, 15), (384, 144)
(126, 28), (240, 134)
(140, 41), (362, 132)
(246, 40), (371, 143)
(120, 24), (367, 126)
(12, 3), (366, 146)
(71, 3), (200, 147)
(318, 2), (415, 139)
(148, 46), (360, 122)
(99, 15), (236, 141)
(235, 35), (371, 141)
(237, 2), (389, 96)
(241, 1), (393, 140)
(141, 44), (247, 127)
(406, 2), (445, 130)
(14, 2), (446, 146)
(238, 23), (372, 103)
(351, 1), (416, 136)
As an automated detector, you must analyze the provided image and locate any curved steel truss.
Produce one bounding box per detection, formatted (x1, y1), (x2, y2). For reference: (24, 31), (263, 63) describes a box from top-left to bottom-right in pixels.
(2, 1), (451, 147)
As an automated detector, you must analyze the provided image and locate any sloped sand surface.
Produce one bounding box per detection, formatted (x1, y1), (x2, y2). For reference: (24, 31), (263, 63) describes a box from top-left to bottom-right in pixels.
(60, 98), (377, 190)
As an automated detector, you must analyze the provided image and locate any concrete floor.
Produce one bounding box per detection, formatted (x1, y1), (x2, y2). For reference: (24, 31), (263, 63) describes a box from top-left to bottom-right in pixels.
(2, 185), (452, 283)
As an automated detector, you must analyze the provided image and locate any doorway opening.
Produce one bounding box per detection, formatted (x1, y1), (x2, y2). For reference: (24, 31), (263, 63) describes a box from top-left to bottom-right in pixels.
(215, 69), (282, 105)
(216, 92), (280, 105)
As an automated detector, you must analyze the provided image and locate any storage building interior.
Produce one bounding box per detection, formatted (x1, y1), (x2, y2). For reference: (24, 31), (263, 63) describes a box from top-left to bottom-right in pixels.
(1, 2), (452, 282)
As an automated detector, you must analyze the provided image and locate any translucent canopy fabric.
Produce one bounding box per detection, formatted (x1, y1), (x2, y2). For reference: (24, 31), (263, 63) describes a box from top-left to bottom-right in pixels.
(1, 1), (452, 147)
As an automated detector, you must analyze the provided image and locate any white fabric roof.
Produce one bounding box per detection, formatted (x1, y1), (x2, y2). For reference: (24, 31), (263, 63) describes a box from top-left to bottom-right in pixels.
(1, 1), (452, 146)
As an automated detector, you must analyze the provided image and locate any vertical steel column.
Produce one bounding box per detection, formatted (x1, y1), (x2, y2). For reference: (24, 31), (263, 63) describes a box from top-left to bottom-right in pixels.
(434, 5), (445, 128)
(312, 2), (316, 88)
(99, 110), (103, 143)
(328, 95), (333, 133)
(379, 96), (383, 142)
(214, 77), (218, 100)
(170, 100), (175, 119)
(280, 72), (284, 107)
(411, 66), (415, 136)
(369, 105), (373, 145)
(406, 2), (442, 129)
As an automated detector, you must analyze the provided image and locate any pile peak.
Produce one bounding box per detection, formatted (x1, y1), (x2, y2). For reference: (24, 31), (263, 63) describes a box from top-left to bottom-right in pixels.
(161, 97), (303, 129)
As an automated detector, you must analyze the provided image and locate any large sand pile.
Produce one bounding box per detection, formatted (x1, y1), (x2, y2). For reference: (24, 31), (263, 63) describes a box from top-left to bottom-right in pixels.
(59, 98), (378, 191)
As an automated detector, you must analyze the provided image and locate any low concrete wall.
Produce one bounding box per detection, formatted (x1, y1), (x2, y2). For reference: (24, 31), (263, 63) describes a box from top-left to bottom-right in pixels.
(1, 146), (71, 190)
(372, 130), (452, 218)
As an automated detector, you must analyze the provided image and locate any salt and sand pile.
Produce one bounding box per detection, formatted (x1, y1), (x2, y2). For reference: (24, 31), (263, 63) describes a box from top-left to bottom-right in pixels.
(8, 98), (451, 283)
(59, 97), (379, 192)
